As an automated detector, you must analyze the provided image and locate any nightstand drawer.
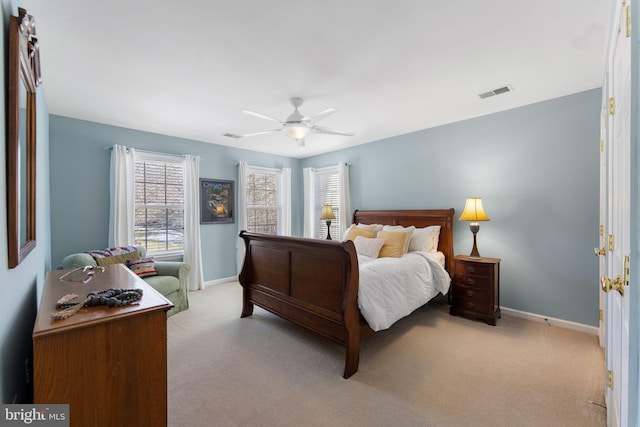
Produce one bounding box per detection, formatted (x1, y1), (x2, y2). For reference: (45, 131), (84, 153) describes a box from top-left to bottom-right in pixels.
(454, 261), (492, 277)
(454, 274), (491, 289)
(453, 287), (490, 311)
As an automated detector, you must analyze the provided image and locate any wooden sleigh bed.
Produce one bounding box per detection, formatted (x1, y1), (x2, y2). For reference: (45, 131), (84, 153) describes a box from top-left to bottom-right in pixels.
(238, 209), (455, 378)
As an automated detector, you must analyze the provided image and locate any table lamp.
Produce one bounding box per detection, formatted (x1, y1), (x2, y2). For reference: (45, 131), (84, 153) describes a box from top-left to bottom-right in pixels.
(459, 197), (490, 257)
(320, 204), (335, 240)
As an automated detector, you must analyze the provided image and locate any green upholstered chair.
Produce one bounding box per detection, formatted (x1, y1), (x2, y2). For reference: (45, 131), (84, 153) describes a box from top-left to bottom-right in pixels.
(59, 246), (189, 317)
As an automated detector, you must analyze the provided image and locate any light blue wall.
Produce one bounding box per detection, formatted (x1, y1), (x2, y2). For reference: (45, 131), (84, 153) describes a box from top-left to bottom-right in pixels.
(0, 0), (52, 404)
(50, 90), (600, 327)
(302, 89), (601, 326)
(48, 116), (301, 281)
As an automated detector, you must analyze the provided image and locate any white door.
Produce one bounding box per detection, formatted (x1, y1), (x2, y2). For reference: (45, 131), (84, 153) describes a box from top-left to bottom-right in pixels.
(598, 83), (608, 348)
(602, 2), (631, 426)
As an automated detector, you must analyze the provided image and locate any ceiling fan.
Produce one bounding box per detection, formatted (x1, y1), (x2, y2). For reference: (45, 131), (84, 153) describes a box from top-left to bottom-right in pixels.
(225, 97), (354, 147)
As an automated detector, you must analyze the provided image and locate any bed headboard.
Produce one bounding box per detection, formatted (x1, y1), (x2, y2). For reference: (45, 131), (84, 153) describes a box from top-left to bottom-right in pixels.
(352, 209), (455, 274)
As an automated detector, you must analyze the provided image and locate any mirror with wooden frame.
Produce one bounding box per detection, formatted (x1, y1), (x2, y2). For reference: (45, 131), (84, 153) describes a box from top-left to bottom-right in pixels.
(7, 8), (42, 268)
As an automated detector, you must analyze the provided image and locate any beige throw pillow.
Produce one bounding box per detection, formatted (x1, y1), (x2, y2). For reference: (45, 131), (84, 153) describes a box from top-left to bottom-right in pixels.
(377, 231), (410, 258)
(382, 225), (415, 254)
(344, 225), (375, 241)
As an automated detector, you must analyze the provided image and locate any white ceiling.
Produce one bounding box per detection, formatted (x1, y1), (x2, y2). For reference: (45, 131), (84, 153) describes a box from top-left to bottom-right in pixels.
(23, 0), (612, 159)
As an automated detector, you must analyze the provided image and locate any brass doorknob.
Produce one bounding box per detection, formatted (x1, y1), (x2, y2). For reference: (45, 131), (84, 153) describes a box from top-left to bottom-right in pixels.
(594, 247), (606, 256)
(601, 275), (624, 296)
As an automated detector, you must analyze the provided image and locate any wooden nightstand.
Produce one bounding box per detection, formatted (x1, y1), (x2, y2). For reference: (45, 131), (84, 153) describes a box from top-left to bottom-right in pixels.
(450, 255), (501, 325)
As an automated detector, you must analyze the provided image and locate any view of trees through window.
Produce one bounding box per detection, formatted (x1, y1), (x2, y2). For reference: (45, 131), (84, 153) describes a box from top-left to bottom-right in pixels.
(134, 158), (184, 254)
(246, 171), (279, 234)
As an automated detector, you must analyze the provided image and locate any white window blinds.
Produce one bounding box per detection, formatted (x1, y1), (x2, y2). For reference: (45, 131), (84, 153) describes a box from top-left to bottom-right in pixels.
(313, 166), (340, 240)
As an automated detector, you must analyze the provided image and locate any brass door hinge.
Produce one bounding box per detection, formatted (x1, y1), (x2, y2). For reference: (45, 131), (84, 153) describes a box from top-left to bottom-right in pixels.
(626, 5), (632, 38)
(608, 370), (614, 388)
(624, 256), (630, 286)
(610, 97), (616, 115)
(609, 234), (615, 252)
(600, 139), (604, 152)
(599, 309), (604, 321)
(600, 225), (604, 237)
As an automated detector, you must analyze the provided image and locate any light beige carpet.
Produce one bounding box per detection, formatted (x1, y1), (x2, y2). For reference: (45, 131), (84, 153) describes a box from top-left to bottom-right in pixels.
(167, 282), (606, 427)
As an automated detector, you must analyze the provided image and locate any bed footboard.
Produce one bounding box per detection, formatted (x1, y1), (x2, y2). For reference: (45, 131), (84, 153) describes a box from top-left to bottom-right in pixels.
(238, 231), (361, 378)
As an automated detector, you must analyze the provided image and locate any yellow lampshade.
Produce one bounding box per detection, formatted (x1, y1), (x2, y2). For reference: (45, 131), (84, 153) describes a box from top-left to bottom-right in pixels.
(321, 204), (335, 220)
(459, 198), (490, 222)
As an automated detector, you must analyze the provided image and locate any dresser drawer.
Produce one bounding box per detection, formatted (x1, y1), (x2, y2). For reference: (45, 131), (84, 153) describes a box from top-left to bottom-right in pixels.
(454, 261), (492, 277)
(454, 274), (492, 289)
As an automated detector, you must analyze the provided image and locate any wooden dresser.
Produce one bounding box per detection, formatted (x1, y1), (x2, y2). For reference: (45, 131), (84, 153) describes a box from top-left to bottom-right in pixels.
(450, 255), (501, 326)
(33, 263), (174, 427)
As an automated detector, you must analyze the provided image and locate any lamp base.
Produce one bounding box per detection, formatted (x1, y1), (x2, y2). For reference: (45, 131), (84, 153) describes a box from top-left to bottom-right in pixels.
(469, 223), (481, 257)
(325, 220), (332, 240)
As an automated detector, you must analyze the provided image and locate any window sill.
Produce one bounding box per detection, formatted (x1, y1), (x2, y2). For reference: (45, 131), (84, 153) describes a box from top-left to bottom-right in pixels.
(147, 251), (184, 262)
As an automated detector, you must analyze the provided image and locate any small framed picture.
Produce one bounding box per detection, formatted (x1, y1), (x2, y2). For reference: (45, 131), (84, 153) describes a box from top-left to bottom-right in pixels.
(200, 179), (234, 224)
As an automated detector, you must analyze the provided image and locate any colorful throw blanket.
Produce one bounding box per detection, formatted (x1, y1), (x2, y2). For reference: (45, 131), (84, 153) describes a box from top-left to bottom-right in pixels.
(85, 246), (140, 266)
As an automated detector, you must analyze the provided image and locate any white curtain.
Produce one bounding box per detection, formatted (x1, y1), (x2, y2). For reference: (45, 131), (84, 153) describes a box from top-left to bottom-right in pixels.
(236, 161), (248, 274)
(302, 167), (315, 238)
(338, 162), (351, 237)
(280, 168), (292, 236)
(108, 145), (135, 247)
(183, 155), (204, 291)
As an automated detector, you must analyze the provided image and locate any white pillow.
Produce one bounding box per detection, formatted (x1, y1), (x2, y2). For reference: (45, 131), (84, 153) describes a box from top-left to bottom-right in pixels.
(409, 226), (441, 253)
(353, 236), (385, 258)
(341, 223), (383, 240)
(381, 225), (415, 254)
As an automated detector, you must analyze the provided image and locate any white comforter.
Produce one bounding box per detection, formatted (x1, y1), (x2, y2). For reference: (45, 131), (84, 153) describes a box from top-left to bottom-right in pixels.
(357, 251), (451, 331)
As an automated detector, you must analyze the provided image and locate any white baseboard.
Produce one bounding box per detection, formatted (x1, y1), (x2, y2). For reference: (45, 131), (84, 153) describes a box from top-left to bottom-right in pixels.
(203, 276), (237, 287)
(500, 306), (599, 336)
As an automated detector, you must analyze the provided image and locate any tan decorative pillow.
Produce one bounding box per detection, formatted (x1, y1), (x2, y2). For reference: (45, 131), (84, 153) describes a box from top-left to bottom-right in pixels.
(382, 225), (415, 254)
(342, 224), (382, 240)
(377, 231), (410, 258)
(355, 223), (383, 236)
(345, 225), (375, 241)
(96, 251), (140, 266)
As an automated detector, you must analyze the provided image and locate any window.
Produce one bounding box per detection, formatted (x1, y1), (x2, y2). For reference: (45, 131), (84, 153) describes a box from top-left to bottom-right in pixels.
(245, 168), (281, 235)
(313, 167), (340, 240)
(134, 153), (184, 255)
(304, 163), (349, 240)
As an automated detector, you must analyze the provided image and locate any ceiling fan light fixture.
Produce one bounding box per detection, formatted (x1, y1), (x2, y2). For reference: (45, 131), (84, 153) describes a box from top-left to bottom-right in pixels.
(232, 98), (351, 144)
(283, 123), (310, 140)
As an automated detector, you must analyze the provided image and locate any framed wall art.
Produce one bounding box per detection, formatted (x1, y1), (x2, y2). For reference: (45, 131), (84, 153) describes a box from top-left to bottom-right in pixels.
(200, 179), (234, 224)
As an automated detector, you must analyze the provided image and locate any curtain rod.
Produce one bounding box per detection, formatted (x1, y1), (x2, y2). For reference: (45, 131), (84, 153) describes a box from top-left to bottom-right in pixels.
(235, 162), (284, 173)
(104, 145), (186, 159)
(235, 161), (351, 166)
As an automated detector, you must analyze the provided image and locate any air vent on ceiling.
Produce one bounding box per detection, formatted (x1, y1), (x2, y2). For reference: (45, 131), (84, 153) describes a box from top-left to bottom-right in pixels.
(223, 133), (241, 139)
(479, 85), (513, 99)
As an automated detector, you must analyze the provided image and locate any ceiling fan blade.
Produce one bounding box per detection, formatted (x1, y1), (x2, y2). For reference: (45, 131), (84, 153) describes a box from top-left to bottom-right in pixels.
(311, 125), (354, 137)
(242, 129), (282, 137)
(295, 138), (305, 147)
(304, 108), (337, 123)
(243, 110), (284, 124)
